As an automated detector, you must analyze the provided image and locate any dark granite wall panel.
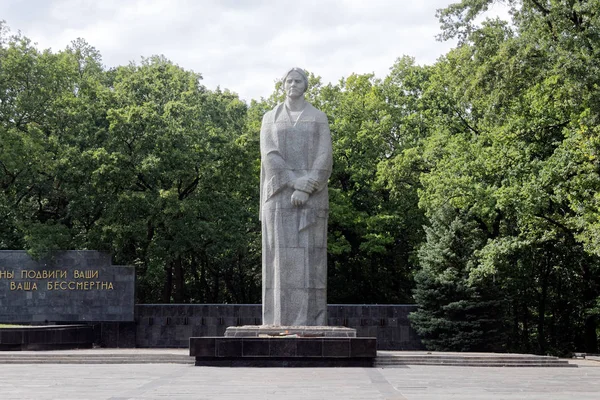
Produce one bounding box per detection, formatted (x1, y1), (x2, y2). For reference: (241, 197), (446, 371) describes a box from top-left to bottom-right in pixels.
(0, 325), (94, 350)
(0, 251), (134, 322)
(133, 304), (422, 350)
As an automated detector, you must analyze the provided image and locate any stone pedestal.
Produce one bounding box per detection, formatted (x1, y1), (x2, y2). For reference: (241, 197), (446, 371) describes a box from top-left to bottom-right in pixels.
(190, 335), (376, 367)
(225, 325), (356, 338)
(191, 324), (375, 367)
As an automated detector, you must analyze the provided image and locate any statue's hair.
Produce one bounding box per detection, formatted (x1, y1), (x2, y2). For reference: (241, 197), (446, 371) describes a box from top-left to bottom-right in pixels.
(282, 67), (308, 92)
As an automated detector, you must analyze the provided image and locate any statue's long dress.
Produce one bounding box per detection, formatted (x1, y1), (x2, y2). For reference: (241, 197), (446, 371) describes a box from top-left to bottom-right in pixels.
(260, 102), (332, 326)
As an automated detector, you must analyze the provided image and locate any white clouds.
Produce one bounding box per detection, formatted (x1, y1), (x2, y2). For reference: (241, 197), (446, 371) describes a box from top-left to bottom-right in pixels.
(0, 0), (510, 102)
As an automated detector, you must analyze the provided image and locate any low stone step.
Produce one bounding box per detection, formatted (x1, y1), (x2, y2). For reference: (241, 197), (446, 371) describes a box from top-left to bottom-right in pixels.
(0, 350), (577, 367)
(374, 353), (574, 368)
(375, 363), (576, 368)
(375, 360), (571, 365)
(0, 357), (193, 364)
(376, 354), (560, 360)
(0, 353), (193, 364)
(376, 358), (568, 364)
(0, 359), (194, 364)
(375, 359), (569, 363)
(0, 357), (190, 360)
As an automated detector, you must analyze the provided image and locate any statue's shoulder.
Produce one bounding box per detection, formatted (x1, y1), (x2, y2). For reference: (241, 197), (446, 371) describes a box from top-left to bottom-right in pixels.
(304, 103), (328, 124)
(262, 103), (284, 124)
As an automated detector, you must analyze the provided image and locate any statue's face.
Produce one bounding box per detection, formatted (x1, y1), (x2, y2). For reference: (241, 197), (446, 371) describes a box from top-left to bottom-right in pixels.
(284, 71), (306, 99)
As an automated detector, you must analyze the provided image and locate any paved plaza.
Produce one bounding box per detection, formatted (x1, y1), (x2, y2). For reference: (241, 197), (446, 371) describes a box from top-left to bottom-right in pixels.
(1, 359), (599, 399)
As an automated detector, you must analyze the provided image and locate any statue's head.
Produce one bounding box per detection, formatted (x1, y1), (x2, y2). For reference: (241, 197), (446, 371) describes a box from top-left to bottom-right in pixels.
(282, 67), (308, 99)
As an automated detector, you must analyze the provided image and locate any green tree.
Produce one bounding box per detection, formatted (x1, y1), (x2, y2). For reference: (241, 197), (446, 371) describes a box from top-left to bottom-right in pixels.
(408, 0), (600, 354)
(315, 73), (424, 303)
(410, 208), (506, 351)
(0, 25), (108, 256)
(90, 56), (258, 303)
(0, 25), (262, 304)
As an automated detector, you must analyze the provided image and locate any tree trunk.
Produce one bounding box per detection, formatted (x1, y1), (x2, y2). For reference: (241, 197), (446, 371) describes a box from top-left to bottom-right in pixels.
(584, 316), (598, 353)
(162, 265), (173, 303)
(522, 301), (531, 353)
(212, 263), (220, 303)
(581, 262), (599, 353)
(537, 256), (550, 354)
(173, 256), (185, 303)
(190, 254), (202, 302)
(512, 298), (520, 352)
(200, 252), (208, 303)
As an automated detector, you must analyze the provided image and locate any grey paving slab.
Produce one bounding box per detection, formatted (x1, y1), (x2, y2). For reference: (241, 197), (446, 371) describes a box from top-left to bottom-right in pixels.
(0, 362), (599, 399)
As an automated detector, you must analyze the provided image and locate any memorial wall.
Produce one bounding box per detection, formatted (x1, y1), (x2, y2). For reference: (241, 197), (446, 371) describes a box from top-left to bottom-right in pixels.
(0, 251), (134, 323)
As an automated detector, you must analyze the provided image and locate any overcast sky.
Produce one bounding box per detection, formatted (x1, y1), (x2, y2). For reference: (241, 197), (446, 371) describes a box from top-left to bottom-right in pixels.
(0, 0), (510, 102)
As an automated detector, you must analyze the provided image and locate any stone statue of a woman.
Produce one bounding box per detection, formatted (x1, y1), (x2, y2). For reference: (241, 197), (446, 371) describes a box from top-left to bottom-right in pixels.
(260, 68), (333, 326)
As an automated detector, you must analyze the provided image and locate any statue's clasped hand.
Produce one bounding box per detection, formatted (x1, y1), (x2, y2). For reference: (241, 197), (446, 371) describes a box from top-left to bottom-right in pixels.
(291, 177), (318, 206)
(293, 177), (319, 193)
(291, 190), (309, 207)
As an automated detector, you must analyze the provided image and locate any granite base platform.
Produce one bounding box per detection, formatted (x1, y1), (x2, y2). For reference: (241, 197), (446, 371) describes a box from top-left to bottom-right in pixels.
(189, 336), (377, 367)
(0, 325), (94, 351)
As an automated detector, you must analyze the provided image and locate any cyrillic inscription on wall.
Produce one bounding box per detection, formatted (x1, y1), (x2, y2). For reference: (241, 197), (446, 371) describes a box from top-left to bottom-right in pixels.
(0, 251), (134, 323)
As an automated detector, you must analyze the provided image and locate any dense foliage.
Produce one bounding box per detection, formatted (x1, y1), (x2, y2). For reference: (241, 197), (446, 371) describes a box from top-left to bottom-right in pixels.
(407, 0), (600, 355)
(1, 0), (599, 355)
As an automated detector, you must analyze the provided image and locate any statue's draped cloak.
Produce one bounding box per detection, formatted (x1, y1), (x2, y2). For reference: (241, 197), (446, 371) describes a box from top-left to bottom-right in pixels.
(260, 102), (333, 326)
